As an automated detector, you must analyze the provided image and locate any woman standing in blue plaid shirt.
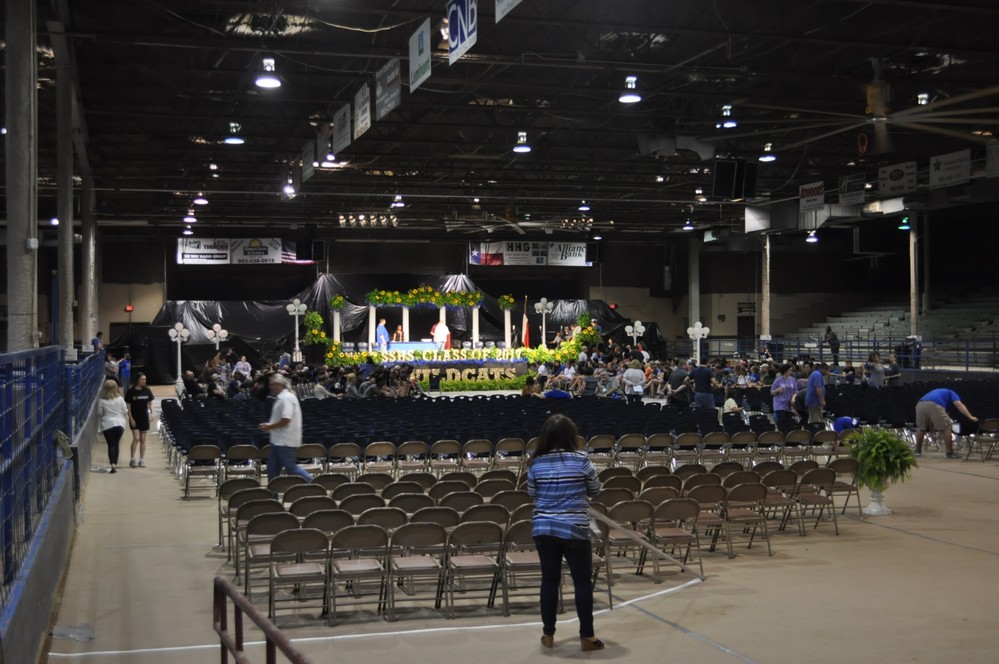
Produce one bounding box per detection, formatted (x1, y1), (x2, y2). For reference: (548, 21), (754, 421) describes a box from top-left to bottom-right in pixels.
(527, 414), (605, 652)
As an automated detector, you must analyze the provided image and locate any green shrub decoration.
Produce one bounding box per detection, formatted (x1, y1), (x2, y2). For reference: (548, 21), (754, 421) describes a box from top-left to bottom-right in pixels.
(845, 427), (917, 492)
(329, 294), (346, 310)
(498, 295), (516, 311)
(365, 285), (483, 308)
(302, 310), (328, 346)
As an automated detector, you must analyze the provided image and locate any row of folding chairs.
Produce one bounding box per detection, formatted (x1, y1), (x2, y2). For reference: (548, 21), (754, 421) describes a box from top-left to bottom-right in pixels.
(217, 476), (536, 555)
(253, 515), (621, 628)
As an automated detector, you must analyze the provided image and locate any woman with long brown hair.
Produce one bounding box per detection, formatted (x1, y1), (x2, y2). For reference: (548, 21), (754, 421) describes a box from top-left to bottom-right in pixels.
(526, 414), (604, 651)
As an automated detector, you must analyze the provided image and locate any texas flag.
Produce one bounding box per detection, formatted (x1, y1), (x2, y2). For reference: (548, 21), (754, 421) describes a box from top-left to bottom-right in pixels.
(469, 242), (505, 266)
(522, 305), (530, 348)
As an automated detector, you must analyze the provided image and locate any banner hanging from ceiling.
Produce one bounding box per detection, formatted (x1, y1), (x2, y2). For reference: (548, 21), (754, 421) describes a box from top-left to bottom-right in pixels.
(495, 0), (523, 23)
(468, 241), (591, 267)
(409, 18), (432, 91)
(332, 103), (352, 154)
(929, 149), (970, 189)
(447, 0), (478, 65)
(176, 239), (305, 265)
(354, 84), (371, 139)
(878, 161), (917, 197)
(375, 58), (401, 120)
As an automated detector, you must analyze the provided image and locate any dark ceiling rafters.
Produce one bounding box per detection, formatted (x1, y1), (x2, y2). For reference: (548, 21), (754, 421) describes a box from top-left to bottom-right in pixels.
(3, 0), (998, 240)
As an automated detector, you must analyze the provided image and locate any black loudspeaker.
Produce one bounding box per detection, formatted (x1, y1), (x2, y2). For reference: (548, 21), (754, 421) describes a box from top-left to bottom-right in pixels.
(312, 240), (325, 262)
(296, 239), (313, 261)
(585, 242), (598, 264)
(713, 159), (738, 199)
(713, 159), (758, 200)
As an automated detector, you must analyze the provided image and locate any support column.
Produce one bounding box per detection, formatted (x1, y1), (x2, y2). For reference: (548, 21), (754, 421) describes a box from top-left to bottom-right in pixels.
(910, 223), (919, 338)
(80, 177), (96, 348)
(688, 236), (701, 331)
(921, 213), (931, 316)
(56, 39), (75, 353)
(5, 0), (39, 352)
(332, 310), (341, 342)
(503, 310), (512, 349)
(760, 234), (771, 338)
(402, 307), (410, 341)
(367, 305), (376, 348)
(471, 307), (480, 346)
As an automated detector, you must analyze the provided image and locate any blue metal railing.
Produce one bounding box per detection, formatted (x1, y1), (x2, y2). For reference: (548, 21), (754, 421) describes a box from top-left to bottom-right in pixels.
(662, 334), (999, 371)
(0, 347), (104, 609)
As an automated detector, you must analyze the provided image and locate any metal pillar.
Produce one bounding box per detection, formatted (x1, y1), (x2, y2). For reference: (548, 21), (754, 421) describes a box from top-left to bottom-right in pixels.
(760, 234), (771, 338)
(921, 213), (931, 316)
(80, 178), (97, 343)
(56, 40), (76, 352)
(910, 222), (919, 338)
(5, 0), (39, 352)
(688, 236), (701, 331)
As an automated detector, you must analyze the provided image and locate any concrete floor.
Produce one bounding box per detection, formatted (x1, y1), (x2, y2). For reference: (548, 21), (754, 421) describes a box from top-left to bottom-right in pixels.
(44, 389), (999, 663)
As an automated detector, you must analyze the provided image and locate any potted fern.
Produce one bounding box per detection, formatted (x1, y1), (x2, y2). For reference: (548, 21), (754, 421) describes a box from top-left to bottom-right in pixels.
(845, 427), (918, 516)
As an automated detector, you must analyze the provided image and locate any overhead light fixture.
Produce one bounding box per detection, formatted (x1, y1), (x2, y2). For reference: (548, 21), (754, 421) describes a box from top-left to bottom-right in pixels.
(805, 230), (818, 244)
(338, 214), (346, 226)
(208, 162), (219, 171)
(578, 200), (590, 212)
(392, 194), (405, 208)
(182, 226), (194, 236)
(282, 176), (296, 196)
(390, 215), (398, 227)
(759, 142), (777, 162)
(224, 122), (244, 145)
(619, 75), (641, 103)
(897, 216), (911, 230)
(183, 209), (197, 223)
(513, 131), (532, 153)
(50, 217), (59, 226)
(917, 93), (929, 106)
(717, 104), (738, 129)
(255, 56), (282, 89)
(472, 197), (480, 203)
(682, 219), (694, 231)
(694, 187), (703, 195)
(593, 234), (602, 241)
(193, 192), (208, 206)
(1, 127), (7, 135)
(325, 146), (336, 162)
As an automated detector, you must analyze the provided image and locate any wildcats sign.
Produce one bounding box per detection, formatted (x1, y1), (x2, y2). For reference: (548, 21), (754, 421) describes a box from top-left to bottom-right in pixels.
(447, 0), (478, 65)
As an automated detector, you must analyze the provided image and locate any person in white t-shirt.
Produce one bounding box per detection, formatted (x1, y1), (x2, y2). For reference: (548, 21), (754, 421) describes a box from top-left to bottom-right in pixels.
(432, 321), (450, 351)
(259, 374), (312, 482)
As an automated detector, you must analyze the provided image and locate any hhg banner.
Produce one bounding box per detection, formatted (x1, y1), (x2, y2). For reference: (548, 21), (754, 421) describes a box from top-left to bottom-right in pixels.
(468, 241), (589, 267)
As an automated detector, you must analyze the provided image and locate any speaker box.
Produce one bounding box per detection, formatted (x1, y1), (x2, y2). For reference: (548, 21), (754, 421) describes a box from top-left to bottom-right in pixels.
(585, 242), (598, 264)
(312, 240), (325, 262)
(713, 159), (758, 200)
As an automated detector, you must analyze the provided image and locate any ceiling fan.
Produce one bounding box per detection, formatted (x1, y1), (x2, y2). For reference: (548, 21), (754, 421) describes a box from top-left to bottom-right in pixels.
(716, 59), (999, 157)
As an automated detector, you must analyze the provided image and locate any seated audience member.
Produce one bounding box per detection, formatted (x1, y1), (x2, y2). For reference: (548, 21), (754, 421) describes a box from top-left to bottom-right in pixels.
(522, 376), (542, 397)
(533, 387), (573, 400)
(182, 370), (205, 400)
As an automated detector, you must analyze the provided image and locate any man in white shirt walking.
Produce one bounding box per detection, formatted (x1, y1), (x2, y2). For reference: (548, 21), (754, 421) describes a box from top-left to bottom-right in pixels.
(259, 374), (312, 482)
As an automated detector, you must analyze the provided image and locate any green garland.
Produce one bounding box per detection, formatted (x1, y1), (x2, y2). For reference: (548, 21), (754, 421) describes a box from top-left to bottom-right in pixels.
(302, 311), (328, 346)
(498, 294), (516, 311)
(329, 294), (346, 310)
(365, 285), (484, 308)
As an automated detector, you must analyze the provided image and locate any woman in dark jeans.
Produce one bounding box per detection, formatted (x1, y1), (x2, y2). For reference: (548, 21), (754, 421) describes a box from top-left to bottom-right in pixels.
(526, 414), (605, 651)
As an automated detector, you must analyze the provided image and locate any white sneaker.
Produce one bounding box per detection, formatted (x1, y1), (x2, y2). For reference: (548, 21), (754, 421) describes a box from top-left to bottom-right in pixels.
(139, 459), (146, 468)
(129, 459), (138, 468)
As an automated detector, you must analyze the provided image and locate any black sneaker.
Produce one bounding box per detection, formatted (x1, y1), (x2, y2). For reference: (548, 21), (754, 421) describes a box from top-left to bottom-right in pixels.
(945, 452), (960, 459)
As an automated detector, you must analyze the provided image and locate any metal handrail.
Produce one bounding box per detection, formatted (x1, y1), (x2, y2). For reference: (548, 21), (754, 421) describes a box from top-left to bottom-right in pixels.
(213, 576), (312, 664)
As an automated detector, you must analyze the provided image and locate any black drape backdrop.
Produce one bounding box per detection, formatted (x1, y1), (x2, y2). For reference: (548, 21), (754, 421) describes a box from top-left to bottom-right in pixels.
(133, 273), (628, 383)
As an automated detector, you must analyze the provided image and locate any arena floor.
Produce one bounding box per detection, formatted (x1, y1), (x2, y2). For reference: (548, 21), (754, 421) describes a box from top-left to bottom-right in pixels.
(43, 386), (999, 663)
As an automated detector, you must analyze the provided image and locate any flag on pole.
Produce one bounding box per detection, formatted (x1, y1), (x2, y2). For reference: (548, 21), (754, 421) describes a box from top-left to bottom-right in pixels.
(522, 297), (530, 348)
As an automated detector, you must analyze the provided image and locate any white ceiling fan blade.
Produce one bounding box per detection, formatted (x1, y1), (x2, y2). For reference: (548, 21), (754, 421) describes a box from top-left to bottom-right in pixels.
(774, 121), (869, 152)
(890, 119), (995, 144)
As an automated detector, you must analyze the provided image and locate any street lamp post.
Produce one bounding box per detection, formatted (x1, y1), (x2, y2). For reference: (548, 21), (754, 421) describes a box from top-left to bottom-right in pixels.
(207, 323), (229, 351)
(167, 322), (190, 387)
(286, 298), (307, 363)
(625, 320), (646, 348)
(687, 321), (711, 365)
(534, 298), (554, 347)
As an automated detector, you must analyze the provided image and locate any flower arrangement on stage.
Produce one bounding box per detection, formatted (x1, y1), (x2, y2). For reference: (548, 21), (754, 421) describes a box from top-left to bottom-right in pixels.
(302, 311), (328, 346)
(365, 285), (484, 309)
(497, 294), (516, 311)
(329, 294), (346, 310)
(574, 313), (603, 348)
